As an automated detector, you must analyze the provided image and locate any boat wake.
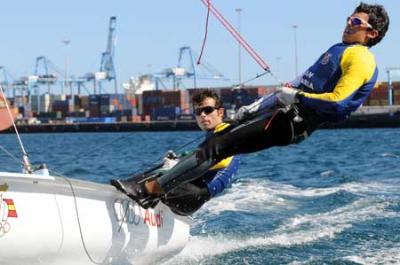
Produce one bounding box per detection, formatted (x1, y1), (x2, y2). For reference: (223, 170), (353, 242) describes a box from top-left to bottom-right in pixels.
(196, 178), (400, 217)
(344, 243), (400, 264)
(164, 178), (400, 264)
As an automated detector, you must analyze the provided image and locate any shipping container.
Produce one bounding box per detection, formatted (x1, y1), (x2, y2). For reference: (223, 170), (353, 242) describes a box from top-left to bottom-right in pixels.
(67, 111), (86, 118)
(177, 114), (195, 120)
(132, 115), (142, 122)
(52, 100), (69, 116)
(89, 95), (100, 117)
(141, 90), (188, 116)
(151, 106), (180, 121)
(122, 109), (133, 116)
(143, 115), (151, 122)
(232, 88), (260, 108)
(80, 96), (89, 109)
(65, 117), (117, 123)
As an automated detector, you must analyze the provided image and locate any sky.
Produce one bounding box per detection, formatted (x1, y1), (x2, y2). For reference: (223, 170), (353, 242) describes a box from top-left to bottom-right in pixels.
(0, 0), (399, 93)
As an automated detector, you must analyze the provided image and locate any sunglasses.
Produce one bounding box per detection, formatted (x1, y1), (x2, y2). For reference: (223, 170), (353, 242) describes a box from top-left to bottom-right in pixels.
(194, 106), (219, 116)
(347, 16), (373, 29)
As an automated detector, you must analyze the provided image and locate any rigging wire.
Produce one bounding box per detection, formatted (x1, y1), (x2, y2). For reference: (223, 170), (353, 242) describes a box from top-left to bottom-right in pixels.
(52, 170), (111, 265)
(0, 85), (32, 173)
(197, 0), (284, 87)
(196, 0), (211, 65)
(76, 1), (286, 172)
(0, 144), (22, 165)
(71, 131), (204, 178)
(126, 132), (205, 178)
(199, 0), (269, 71)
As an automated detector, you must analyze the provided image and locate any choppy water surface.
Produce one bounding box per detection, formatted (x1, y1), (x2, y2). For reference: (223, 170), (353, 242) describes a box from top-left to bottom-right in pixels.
(1, 129), (399, 264)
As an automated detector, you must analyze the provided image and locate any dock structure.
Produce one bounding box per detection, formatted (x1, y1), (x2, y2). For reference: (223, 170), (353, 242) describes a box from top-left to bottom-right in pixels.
(2, 104), (400, 134)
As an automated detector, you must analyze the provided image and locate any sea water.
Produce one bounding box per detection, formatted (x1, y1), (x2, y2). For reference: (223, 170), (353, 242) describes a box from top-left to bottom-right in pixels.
(1, 129), (399, 264)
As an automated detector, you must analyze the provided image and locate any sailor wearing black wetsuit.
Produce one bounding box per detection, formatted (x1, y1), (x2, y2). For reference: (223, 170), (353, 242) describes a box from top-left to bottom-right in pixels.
(112, 91), (240, 215)
(111, 3), (389, 211)
(162, 123), (240, 216)
(152, 39), (380, 202)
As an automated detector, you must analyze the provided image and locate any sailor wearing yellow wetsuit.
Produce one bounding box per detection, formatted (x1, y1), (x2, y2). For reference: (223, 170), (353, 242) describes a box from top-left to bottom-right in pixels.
(111, 3), (389, 210)
(293, 42), (378, 122)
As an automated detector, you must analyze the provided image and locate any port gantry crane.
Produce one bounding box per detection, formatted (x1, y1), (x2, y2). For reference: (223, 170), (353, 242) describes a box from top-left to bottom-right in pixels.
(0, 66), (15, 97)
(154, 46), (229, 90)
(97, 16), (118, 95)
(33, 56), (58, 95)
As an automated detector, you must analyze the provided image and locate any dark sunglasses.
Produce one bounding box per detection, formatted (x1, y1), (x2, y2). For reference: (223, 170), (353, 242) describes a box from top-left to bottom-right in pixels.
(194, 106), (218, 116)
(347, 16), (373, 29)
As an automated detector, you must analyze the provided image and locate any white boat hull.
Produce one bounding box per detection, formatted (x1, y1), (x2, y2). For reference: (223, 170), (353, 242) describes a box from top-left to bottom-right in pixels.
(0, 172), (191, 265)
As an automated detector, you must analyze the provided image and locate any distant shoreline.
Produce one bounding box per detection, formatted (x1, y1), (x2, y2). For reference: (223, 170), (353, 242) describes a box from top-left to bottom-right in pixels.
(1, 120), (201, 134)
(1, 112), (400, 134)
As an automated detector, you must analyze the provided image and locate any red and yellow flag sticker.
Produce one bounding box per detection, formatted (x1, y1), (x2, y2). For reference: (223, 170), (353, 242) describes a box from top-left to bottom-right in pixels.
(3, 199), (18, 218)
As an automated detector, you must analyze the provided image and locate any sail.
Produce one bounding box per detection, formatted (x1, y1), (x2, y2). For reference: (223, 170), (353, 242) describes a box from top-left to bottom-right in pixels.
(0, 94), (17, 131)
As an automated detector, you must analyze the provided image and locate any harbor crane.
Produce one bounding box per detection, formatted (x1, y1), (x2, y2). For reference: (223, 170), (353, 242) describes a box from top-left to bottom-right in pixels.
(97, 16), (118, 95)
(28, 56), (62, 113)
(0, 66), (15, 97)
(33, 56), (58, 95)
(154, 46), (229, 90)
(176, 46), (197, 89)
(175, 46), (228, 89)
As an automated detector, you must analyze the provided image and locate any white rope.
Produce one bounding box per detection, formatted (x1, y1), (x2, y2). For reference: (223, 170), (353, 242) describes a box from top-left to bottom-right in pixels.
(51, 169), (111, 265)
(0, 85), (32, 173)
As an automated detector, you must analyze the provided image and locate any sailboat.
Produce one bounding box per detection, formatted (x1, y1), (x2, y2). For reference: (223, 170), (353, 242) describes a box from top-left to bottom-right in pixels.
(0, 89), (191, 265)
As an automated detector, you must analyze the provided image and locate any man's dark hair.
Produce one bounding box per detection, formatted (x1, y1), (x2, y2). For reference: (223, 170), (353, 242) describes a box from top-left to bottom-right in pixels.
(192, 89), (221, 108)
(355, 2), (389, 47)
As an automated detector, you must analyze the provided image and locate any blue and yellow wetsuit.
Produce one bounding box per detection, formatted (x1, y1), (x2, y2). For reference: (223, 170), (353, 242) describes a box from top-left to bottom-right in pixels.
(117, 43), (379, 212)
(203, 123), (240, 197)
(162, 122), (240, 215)
(295, 43), (378, 122)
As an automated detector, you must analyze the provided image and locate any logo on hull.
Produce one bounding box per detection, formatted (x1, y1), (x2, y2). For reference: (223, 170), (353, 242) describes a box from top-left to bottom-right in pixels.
(113, 199), (164, 228)
(0, 193), (18, 235)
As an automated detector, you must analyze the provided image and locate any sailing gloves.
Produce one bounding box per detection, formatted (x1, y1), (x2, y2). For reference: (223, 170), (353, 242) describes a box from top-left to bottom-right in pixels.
(276, 86), (300, 106)
(234, 87), (300, 122)
(161, 150), (179, 170)
(234, 96), (266, 121)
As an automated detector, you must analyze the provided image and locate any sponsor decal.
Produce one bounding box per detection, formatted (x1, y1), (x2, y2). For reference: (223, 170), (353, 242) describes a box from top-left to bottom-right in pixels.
(321, 52), (331, 65)
(113, 199), (164, 228)
(0, 194), (18, 235)
(114, 199), (141, 225)
(300, 70), (315, 90)
(2, 199), (17, 218)
(143, 209), (163, 228)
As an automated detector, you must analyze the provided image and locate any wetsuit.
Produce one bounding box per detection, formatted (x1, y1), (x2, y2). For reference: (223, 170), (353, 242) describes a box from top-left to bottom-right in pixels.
(157, 43), (378, 193)
(113, 42), (378, 209)
(162, 123), (240, 216)
(294, 42), (378, 122)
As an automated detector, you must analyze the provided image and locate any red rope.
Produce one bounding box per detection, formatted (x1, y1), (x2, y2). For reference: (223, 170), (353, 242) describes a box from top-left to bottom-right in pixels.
(197, 0), (211, 65)
(199, 0), (270, 71)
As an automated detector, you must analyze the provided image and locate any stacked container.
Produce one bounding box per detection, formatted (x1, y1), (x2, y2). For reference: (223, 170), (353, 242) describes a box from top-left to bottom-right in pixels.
(99, 94), (113, 116)
(367, 83), (388, 106)
(52, 100), (69, 117)
(80, 96), (89, 111)
(141, 90), (191, 120)
(89, 95), (100, 117)
(392, 82), (400, 105)
(30, 94), (52, 113)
